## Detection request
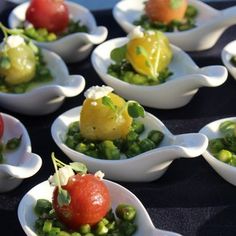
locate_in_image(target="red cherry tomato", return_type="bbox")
[0,114,3,139]
[26,0,69,33]
[53,174,111,230]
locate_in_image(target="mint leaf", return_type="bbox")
[110,45,127,63]
[57,189,71,207]
[69,162,87,174]
[170,0,184,9]
[102,96,117,112]
[127,102,145,118]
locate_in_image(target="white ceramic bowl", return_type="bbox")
[113,0,236,51]
[221,40,236,80]
[18,180,181,236]
[51,106,208,182]
[0,113,42,192]
[0,49,85,115]
[199,117,236,186]
[91,37,227,109]
[8,1,108,63]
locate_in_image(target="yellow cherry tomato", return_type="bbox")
[80,93,132,141]
[0,44,36,85]
[126,31,173,78]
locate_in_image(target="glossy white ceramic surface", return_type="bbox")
[0,113,42,192]
[91,37,227,109]
[18,180,182,236]
[51,106,208,182]
[8,1,108,62]
[113,0,236,51]
[0,49,85,115]
[221,40,236,80]
[199,117,236,186]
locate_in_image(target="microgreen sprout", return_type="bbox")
[50,152,87,206]
[102,96,145,119]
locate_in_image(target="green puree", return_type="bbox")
[65,120,164,160]
[134,5,198,32]
[0,49,53,94]
[20,20,88,42]
[208,120,236,166]
[107,45,173,86]
[34,199,137,236]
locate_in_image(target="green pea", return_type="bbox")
[131,120,144,134]
[96,221,109,235]
[148,130,164,145]
[126,131,139,143]
[71,233,82,236]
[65,136,77,149]
[79,224,91,234]
[75,143,89,153]
[48,227,61,236]
[116,204,136,222]
[185,5,198,18]
[58,231,71,236]
[99,140,120,160]
[208,138,225,154]
[217,149,232,163]
[139,138,155,152]
[118,221,137,236]
[35,199,52,216]
[126,143,141,158]
[219,120,236,136]
[43,220,52,233]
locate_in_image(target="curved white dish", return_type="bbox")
[18,180,181,236]
[51,106,208,182]
[199,117,236,186]
[8,1,108,63]
[0,49,85,115]
[91,37,227,109]
[0,113,42,192]
[221,40,236,80]
[113,0,236,51]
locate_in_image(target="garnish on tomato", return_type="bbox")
[49,154,111,230]
[53,174,111,229]
[26,0,69,33]
[145,0,188,23]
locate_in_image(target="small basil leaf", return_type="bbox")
[128,102,145,118]
[57,189,71,207]
[110,45,127,64]
[69,162,87,174]
[102,96,116,112]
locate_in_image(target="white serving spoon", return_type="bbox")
[221,40,236,80]
[199,117,236,186]
[113,0,236,51]
[91,37,227,109]
[0,113,42,192]
[51,106,208,182]
[18,180,182,236]
[8,1,108,62]
[0,49,85,115]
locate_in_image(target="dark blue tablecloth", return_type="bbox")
[1,1,236,236]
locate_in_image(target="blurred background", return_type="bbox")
[3,0,233,11]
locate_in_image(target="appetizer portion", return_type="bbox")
[65,85,164,159]
[0,23,53,93]
[108,27,173,85]
[0,113,22,164]
[134,0,198,32]
[208,120,236,166]
[34,153,137,235]
[19,0,88,42]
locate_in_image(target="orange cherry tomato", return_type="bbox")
[26,0,69,33]
[145,0,188,24]
[52,174,111,230]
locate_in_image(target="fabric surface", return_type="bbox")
[1,1,236,236]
